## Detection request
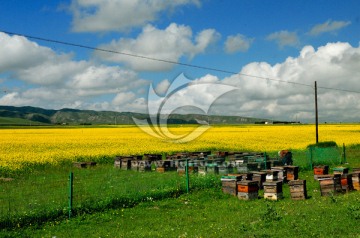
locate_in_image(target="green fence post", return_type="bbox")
[309,147,313,170]
[343,143,347,164]
[185,159,189,193]
[69,172,73,219]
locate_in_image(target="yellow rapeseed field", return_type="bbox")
[0,124,359,170]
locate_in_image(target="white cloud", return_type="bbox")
[159,42,360,122]
[266,30,299,48]
[70,0,200,32]
[0,32,148,110]
[224,34,254,54]
[112,92,136,105]
[95,23,220,71]
[0,33,54,72]
[309,19,351,36]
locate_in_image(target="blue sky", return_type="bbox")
[0,0,359,122]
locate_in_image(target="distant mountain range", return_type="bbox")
[0,105,295,126]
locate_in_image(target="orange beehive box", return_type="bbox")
[237,180,259,193]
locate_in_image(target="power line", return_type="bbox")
[1,30,360,94]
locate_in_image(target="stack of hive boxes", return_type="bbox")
[263,180,283,200]
[237,180,259,200]
[318,174,343,196]
[352,168,360,191]
[288,180,307,200]
[333,167,353,192]
[271,167,286,182]
[284,166,299,181]
[221,175,242,196]
[251,171,267,189]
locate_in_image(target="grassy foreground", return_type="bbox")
[1,169,360,238]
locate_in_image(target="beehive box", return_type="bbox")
[352,172,360,190]
[138,160,151,172]
[333,167,349,175]
[258,161,271,170]
[237,180,259,193]
[121,159,132,170]
[270,160,283,167]
[206,164,219,174]
[237,180,259,200]
[284,166,299,181]
[237,163,259,173]
[262,170,279,181]
[221,177,237,196]
[156,167,165,173]
[198,166,206,175]
[131,160,140,171]
[114,158,121,168]
[263,181,283,194]
[341,174,353,192]
[264,192,283,200]
[313,165,329,179]
[319,175,343,196]
[73,162,97,168]
[288,180,307,200]
[271,167,286,182]
[251,171,267,189]
[218,165,234,175]
[226,174,244,181]
[230,173,253,181]
[143,154,162,161]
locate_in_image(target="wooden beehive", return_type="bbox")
[73,161,97,168]
[251,171,267,189]
[263,181,283,200]
[230,173,253,181]
[288,180,307,200]
[318,174,343,196]
[218,165,234,175]
[206,164,219,174]
[121,159,132,170]
[263,181,283,193]
[333,167,349,175]
[352,172,360,191]
[221,177,238,196]
[131,160,140,171]
[114,157,122,168]
[271,167,286,182]
[138,160,151,172]
[284,166,299,181]
[341,174,353,192]
[313,165,329,179]
[237,180,259,200]
[156,167,165,173]
[262,170,279,181]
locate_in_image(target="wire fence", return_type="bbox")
[1,145,358,230]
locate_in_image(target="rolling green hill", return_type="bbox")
[0,105,282,126]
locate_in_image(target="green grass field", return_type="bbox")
[1,160,360,237]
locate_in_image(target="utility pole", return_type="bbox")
[315,81,319,144]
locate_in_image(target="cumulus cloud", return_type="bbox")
[149,42,360,122]
[224,34,254,54]
[69,0,200,32]
[95,23,220,71]
[0,32,147,110]
[309,19,351,36]
[266,30,299,48]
